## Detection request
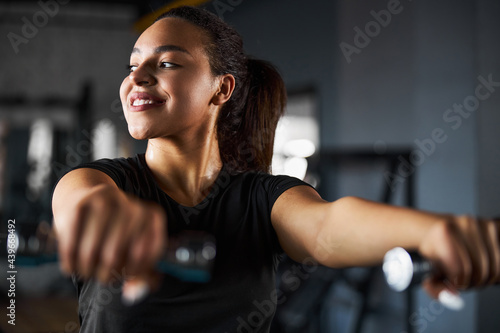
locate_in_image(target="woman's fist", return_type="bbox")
[53,179,166,286]
[418,216,500,299]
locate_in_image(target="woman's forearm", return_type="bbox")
[313,196,449,267]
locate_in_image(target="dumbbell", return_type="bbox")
[4,230,216,283]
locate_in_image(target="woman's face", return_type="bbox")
[120,18,220,140]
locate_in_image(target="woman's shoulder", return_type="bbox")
[227,168,315,198]
[75,153,145,171]
[68,154,150,191]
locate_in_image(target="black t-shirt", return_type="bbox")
[70,154,314,333]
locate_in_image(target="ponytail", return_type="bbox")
[156,6,286,173]
[223,59,286,173]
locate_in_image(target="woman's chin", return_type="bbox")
[128,126,152,141]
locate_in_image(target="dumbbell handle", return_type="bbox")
[4,230,216,283]
[383,247,472,311]
[383,247,435,292]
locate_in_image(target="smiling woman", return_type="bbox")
[51,5,500,333]
[121,17,223,145]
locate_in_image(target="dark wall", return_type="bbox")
[216,0,500,332]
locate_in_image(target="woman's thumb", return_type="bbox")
[422,279,465,311]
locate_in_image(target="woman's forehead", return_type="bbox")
[133,17,209,54]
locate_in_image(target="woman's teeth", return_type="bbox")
[132,99,157,106]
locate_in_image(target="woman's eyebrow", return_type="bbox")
[132,45,192,56]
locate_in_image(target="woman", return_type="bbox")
[52,6,500,333]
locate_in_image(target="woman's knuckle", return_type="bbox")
[102,245,119,269]
[81,243,99,266]
[478,265,490,286]
[487,221,499,238]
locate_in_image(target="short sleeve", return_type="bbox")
[71,158,128,189]
[73,158,127,188]
[261,174,317,214]
[68,156,150,197]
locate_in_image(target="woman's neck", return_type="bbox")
[144,132,223,207]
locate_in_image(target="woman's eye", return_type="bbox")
[160,62,177,68]
[127,65,137,73]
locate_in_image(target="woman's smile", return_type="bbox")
[128,91,166,112]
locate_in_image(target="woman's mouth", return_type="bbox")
[129,92,165,111]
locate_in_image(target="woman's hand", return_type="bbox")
[52,169,166,302]
[418,216,500,300]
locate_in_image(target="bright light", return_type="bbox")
[26,118,53,201]
[271,93,319,180]
[283,139,316,158]
[283,157,308,180]
[92,118,117,160]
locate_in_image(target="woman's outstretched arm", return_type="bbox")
[52,168,166,290]
[271,185,500,298]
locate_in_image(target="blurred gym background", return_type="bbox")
[0,0,499,332]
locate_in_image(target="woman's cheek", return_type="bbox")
[119,78,131,105]
[119,79,131,119]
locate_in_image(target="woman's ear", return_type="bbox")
[212,74,235,105]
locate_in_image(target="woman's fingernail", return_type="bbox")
[438,290,465,311]
[121,280,150,306]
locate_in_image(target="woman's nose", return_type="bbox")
[129,64,156,86]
